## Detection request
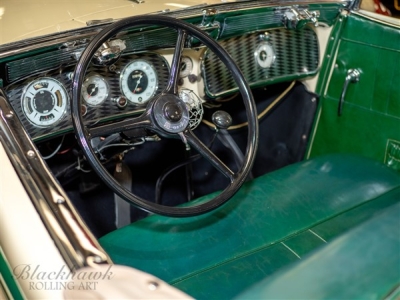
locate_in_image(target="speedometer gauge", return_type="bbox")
[21,77,68,127]
[120,59,158,105]
[82,74,109,106]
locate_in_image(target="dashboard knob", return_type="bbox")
[212,110,232,130]
[114,96,128,109]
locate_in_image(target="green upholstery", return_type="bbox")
[237,197,400,300]
[99,154,400,299]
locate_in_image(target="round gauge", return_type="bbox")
[254,42,275,69]
[179,56,193,78]
[81,74,109,106]
[120,59,158,105]
[21,77,68,127]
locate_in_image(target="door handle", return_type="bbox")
[338,69,360,116]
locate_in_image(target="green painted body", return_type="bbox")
[0,251,24,299]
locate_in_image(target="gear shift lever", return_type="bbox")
[212,111,253,178]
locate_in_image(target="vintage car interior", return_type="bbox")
[1,0,399,298]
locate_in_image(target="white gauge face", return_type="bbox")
[120,59,158,105]
[21,77,68,127]
[179,56,193,78]
[255,42,275,69]
[82,74,109,106]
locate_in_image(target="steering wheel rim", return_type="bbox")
[71,15,258,217]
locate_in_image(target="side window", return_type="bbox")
[360,0,400,18]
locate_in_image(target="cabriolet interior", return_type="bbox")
[1,0,399,299]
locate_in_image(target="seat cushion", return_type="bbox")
[236,198,400,300]
[99,154,400,298]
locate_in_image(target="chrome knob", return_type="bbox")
[212,110,232,130]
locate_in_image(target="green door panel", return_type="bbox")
[236,201,400,300]
[310,98,400,161]
[308,12,400,166]
[100,154,400,297]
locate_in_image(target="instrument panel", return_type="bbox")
[5,53,170,140]
[3,26,320,141]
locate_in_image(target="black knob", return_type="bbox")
[212,110,232,130]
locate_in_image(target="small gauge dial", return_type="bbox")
[82,74,109,106]
[21,77,68,127]
[120,59,158,105]
[255,42,275,69]
[179,56,193,78]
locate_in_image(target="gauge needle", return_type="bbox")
[87,84,97,99]
[133,74,142,94]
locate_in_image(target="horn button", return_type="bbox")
[153,94,190,133]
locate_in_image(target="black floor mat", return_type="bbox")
[57,81,317,237]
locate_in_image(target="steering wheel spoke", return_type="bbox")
[165,29,188,94]
[184,129,235,181]
[88,112,152,138]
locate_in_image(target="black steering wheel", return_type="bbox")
[71,15,258,217]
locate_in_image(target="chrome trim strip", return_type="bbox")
[0,92,112,270]
[352,10,400,28]
[0,275,12,300]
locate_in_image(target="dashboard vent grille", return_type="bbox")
[124,27,178,51]
[202,27,319,98]
[6,47,84,83]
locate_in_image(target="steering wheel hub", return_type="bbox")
[153,94,189,133]
[164,102,183,122]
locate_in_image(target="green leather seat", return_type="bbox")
[237,198,400,300]
[99,154,400,299]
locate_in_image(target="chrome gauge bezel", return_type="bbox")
[120,59,158,105]
[254,42,276,69]
[21,77,69,128]
[179,56,193,78]
[81,74,109,107]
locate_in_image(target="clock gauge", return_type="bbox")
[255,42,276,69]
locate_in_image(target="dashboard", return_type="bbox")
[2,19,320,141]
[5,52,171,140]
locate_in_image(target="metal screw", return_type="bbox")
[302,134,307,140]
[5,112,13,119]
[56,198,65,204]
[93,256,103,263]
[311,97,316,102]
[148,281,159,291]
[27,150,35,158]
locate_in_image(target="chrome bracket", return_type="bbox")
[92,39,126,66]
[338,69,361,116]
[281,6,320,29]
[201,8,219,27]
